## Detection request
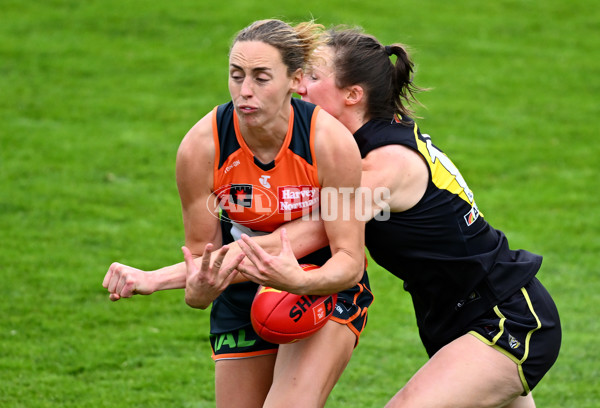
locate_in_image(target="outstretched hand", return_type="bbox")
[237,228,307,294]
[183,243,245,309]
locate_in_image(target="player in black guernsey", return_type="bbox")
[238,27,561,407]
[354,118,543,357]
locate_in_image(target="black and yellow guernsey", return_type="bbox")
[354,117,541,355]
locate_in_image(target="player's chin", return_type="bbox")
[236,110,268,128]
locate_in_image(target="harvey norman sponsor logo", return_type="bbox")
[278,185,319,213]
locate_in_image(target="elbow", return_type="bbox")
[339,250,366,289]
[340,257,364,290]
[351,264,364,287]
[350,254,366,286]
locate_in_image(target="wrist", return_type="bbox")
[147,267,186,292]
[145,271,160,294]
[184,286,211,309]
[297,265,315,295]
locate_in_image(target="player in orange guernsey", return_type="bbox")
[102,19,372,408]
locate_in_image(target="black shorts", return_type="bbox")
[468,277,561,393]
[209,271,374,361]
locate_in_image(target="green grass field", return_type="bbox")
[1,0,598,406]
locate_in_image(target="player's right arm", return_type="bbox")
[102,112,237,304]
[177,113,246,308]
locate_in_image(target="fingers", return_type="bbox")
[185,243,241,287]
[103,263,123,301]
[240,233,271,258]
[200,243,214,273]
[105,272,134,300]
[222,253,245,286]
[238,262,260,281]
[211,245,230,271]
[115,273,136,298]
[238,233,269,267]
[105,263,124,295]
[225,252,245,273]
[182,245,199,277]
[103,262,152,301]
[102,263,117,288]
[214,247,242,283]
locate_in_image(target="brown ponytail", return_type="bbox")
[384,43,425,120]
[324,27,426,121]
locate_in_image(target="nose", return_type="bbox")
[240,77,253,97]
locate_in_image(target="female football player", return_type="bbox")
[231,26,561,407]
[103,20,373,408]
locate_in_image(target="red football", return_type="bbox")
[250,264,338,344]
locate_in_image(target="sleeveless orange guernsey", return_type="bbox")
[208,100,373,357]
[212,99,321,233]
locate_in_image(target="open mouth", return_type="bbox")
[238,105,258,114]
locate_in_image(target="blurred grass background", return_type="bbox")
[1,0,598,406]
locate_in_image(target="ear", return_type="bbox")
[345,85,364,106]
[290,68,304,92]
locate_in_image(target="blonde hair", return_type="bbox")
[232,19,325,75]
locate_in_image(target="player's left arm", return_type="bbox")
[303,109,365,294]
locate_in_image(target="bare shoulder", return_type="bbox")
[362,144,429,212]
[362,143,424,171]
[313,109,362,188]
[176,111,215,196]
[313,109,357,155]
[177,112,215,165]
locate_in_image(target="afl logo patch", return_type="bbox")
[210,183,278,225]
[463,204,480,226]
[230,184,253,207]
